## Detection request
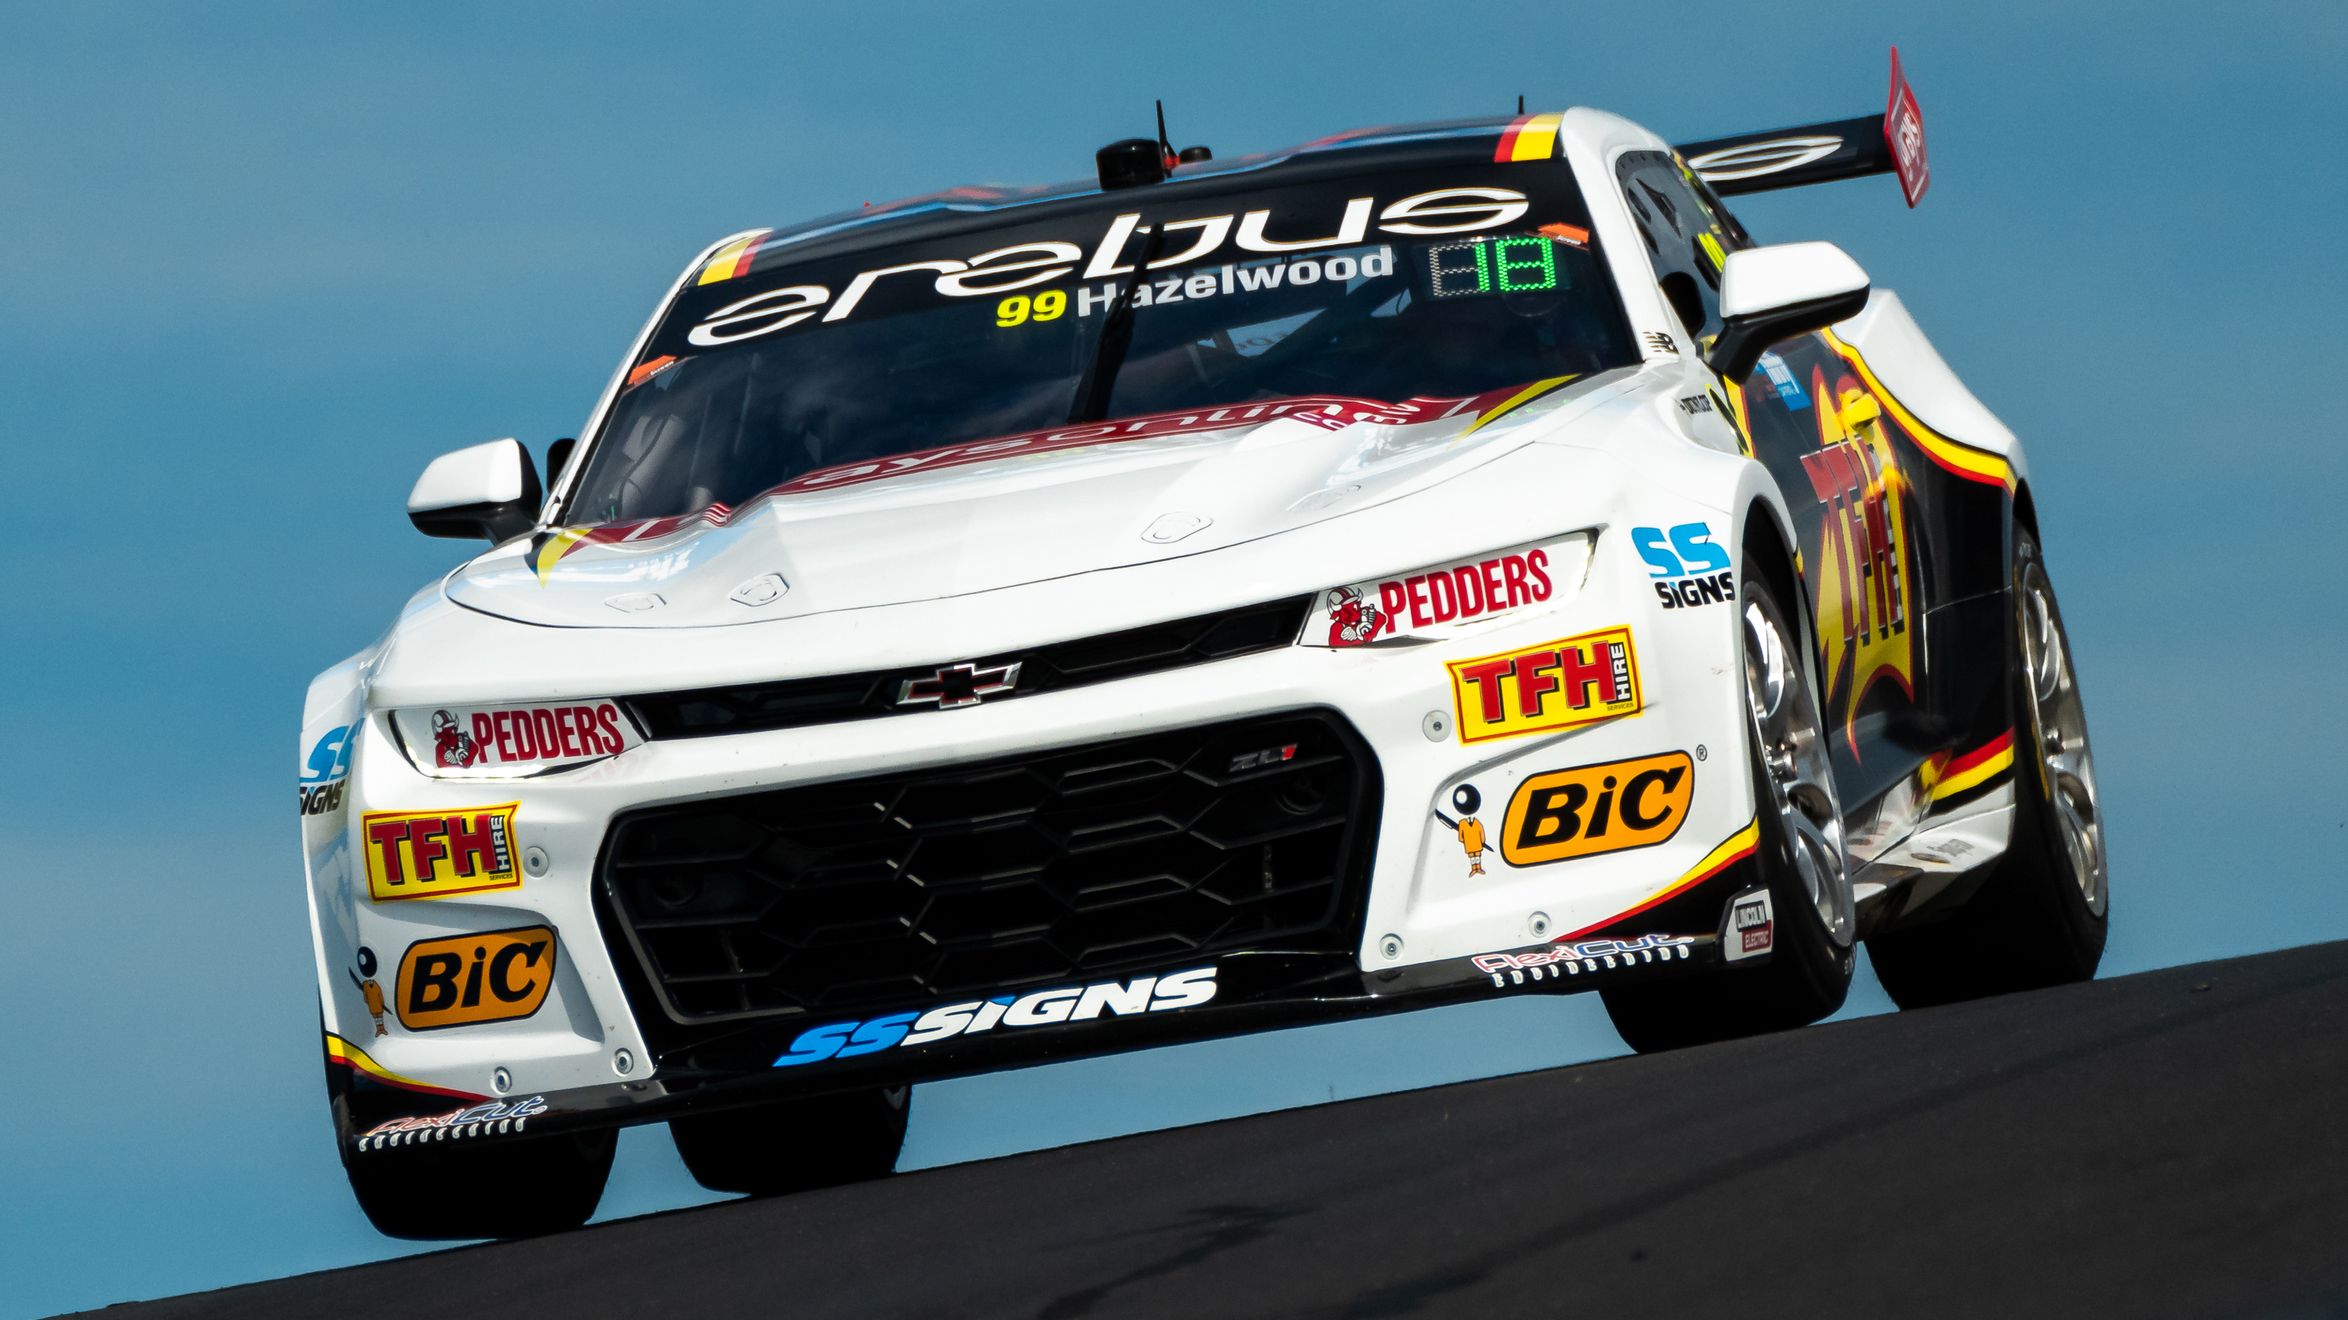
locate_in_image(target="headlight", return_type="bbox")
[391,700,644,777]
[1297,532,1592,648]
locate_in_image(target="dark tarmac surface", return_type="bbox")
[102,940,2348,1319]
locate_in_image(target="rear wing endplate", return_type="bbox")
[1678,47,1930,206]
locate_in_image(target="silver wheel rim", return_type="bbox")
[1743,595,1854,947]
[2019,562,2106,915]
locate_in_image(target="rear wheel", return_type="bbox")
[1602,561,1855,1052]
[1868,525,2107,1007]
[670,1085,910,1197]
[343,1127,615,1240]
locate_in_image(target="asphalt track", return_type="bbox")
[105,940,2348,1319]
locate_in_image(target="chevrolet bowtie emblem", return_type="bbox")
[896,660,1021,709]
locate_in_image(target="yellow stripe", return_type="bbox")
[1509,112,1563,161]
[1615,818,1761,919]
[1820,330,2016,490]
[697,235,758,285]
[1721,378,1754,457]
[1928,743,2015,801]
[533,528,589,584]
[1461,374,1578,436]
[325,1033,438,1092]
[1682,818,1761,883]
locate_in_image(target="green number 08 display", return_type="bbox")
[1425,236,1561,300]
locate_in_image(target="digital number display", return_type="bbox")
[1425,236,1562,299]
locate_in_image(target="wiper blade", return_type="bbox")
[1066,224,1166,424]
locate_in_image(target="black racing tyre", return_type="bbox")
[1602,560,1857,1053]
[1867,525,2107,1008]
[670,1085,910,1197]
[342,1126,616,1240]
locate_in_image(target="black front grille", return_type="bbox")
[626,595,1315,738]
[598,711,1379,1037]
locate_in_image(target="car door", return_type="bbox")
[1612,150,1933,819]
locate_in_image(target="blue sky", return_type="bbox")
[3,3,2343,1314]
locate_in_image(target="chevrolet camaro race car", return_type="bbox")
[300,54,2107,1238]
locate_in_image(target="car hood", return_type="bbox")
[444,373,1634,629]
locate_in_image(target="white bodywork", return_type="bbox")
[300,108,2027,1103]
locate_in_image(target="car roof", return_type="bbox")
[720,113,1563,273]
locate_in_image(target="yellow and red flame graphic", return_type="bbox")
[1799,368,1915,757]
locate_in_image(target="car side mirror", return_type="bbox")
[1705,241,1872,381]
[407,438,543,543]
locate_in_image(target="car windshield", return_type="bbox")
[564,156,1637,524]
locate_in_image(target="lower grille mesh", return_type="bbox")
[598,710,1379,1033]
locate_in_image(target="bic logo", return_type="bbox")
[1447,626,1642,744]
[1500,751,1693,865]
[361,804,522,902]
[395,926,557,1030]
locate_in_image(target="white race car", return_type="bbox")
[301,54,2106,1238]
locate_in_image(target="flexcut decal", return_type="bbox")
[1501,751,1693,865]
[1447,626,1642,744]
[1474,934,1695,987]
[395,926,557,1030]
[362,804,523,902]
[356,1095,551,1151]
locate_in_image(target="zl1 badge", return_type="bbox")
[395,926,557,1030]
[1446,626,1641,744]
[362,803,522,902]
[1502,751,1692,865]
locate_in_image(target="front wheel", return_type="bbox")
[670,1085,910,1197]
[1602,561,1855,1052]
[1867,525,2107,1007]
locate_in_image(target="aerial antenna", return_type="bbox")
[1517,94,1526,114]
[1155,98,1177,169]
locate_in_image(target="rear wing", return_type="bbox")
[1677,47,1930,206]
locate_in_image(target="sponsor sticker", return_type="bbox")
[362,804,523,903]
[1885,46,1930,208]
[1757,351,1811,410]
[397,702,640,774]
[349,947,388,1038]
[1307,538,1569,648]
[1723,888,1775,963]
[395,926,557,1031]
[1446,626,1641,744]
[299,724,353,817]
[1631,522,1737,611]
[1501,751,1694,865]
[1472,933,1696,988]
[356,1095,549,1151]
[1433,785,1490,878]
[685,186,1533,349]
[774,967,1218,1068]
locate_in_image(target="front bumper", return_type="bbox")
[309,515,1768,1153]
